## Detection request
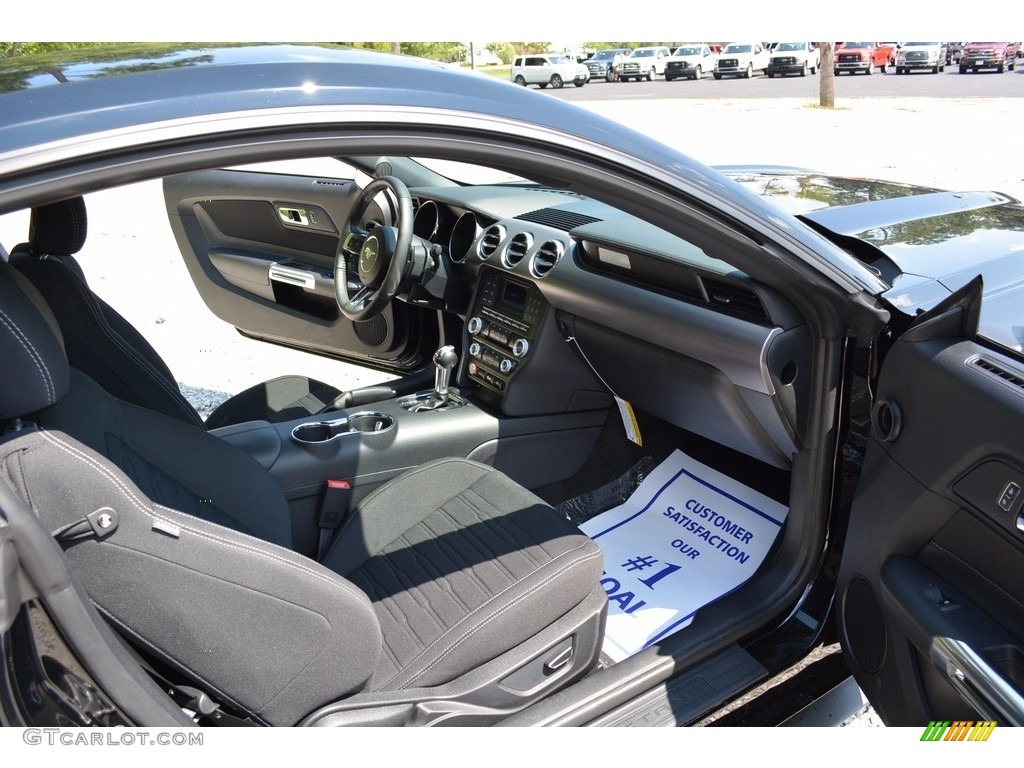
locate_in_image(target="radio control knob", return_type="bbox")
[499,358,513,374]
[469,342,482,357]
[467,316,484,335]
[512,338,530,358]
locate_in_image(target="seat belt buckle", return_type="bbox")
[318,479,352,530]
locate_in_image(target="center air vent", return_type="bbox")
[530,240,564,277]
[477,224,505,260]
[503,232,532,268]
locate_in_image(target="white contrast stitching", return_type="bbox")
[0,305,54,401]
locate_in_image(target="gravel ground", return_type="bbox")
[3,96,1017,726]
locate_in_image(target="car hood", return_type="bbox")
[722,169,1024,352]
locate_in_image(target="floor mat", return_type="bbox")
[580,449,789,662]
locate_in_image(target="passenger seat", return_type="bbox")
[11,197,349,429]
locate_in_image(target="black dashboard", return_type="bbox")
[407,184,813,469]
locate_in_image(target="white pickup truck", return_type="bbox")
[713,42,771,79]
[619,46,672,81]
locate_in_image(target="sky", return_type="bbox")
[8,1,1020,43]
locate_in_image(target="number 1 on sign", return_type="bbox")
[638,562,681,589]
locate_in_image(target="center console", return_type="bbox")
[464,269,547,401]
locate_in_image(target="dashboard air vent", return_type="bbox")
[530,240,564,277]
[503,232,532,268]
[478,224,505,260]
[516,208,602,232]
[702,278,769,323]
[972,357,1024,392]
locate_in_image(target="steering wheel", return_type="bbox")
[334,176,414,322]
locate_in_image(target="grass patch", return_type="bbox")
[471,65,511,81]
[803,102,852,110]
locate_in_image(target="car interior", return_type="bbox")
[0,151,825,726]
[5,142,1021,729]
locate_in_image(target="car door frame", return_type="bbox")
[838,277,1024,726]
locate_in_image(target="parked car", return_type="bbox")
[878,42,902,65]
[959,41,1020,72]
[946,42,964,64]
[510,53,590,89]
[895,42,947,73]
[833,42,894,74]
[585,47,632,81]
[2,44,1024,731]
[766,42,820,77]
[713,42,771,79]
[619,46,672,81]
[664,43,717,81]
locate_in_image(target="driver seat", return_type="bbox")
[0,262,607,725]
[10,197,358,429]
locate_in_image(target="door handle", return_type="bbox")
[931,636,1024,726]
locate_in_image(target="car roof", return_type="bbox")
[0,45,608,156]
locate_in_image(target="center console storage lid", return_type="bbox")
[210,419,282,469]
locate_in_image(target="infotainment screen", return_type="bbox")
[498,281,528,316]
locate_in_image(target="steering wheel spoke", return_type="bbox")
[334,176,413,322]
[344,284,375,313]
[340,230,367,257]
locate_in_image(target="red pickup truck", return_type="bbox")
[958,42,1019,73]
[833,42,895,75]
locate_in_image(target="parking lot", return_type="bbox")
[544,64,1024,100]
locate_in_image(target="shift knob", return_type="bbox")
[433,345,458,397]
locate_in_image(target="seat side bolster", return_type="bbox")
[2,429,382,726]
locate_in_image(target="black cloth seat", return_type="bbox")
[11,197,346,429]
[0,263,606,725]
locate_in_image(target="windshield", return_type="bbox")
[594,50,619,60]
[775,43,806,51]
[841,43,873,49]
[905,42,940,47]
[723,44,751,53]
[413,157,530,186]
[631,49,656,57]
[547,55,571,64]
[673,47,700,56]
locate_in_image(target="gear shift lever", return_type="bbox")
[409,345,459,411]
[432,345,458,400]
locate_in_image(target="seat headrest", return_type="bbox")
[0,262,69,419]
[30,197,87,256]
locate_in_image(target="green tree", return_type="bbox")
[487,42,516,65]
[402,42,464,62]
[509,42,552,54]
[2,42,119,57]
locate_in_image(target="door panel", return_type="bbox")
[838,282,1024,725]
[163,168,438,375]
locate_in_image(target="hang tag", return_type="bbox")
[615,396,642,446]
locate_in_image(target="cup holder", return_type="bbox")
[291,411,395,445]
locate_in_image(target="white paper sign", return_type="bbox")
[580,449,788,661]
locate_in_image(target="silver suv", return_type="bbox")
[511,55,590,89]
